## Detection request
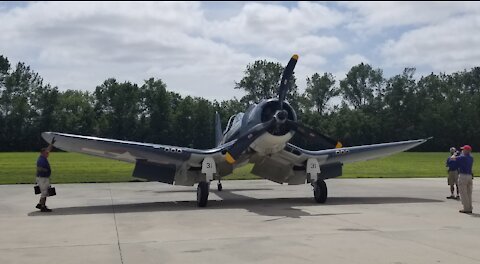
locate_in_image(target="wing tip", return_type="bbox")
[41,132,54,143]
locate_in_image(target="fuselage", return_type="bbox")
[221,98,297,161]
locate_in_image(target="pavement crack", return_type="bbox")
[109,187,124,264]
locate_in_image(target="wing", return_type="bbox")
[42,132,235,185]
[238,138,429,184]
[281,138,429,166]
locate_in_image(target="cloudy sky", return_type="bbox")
[1,1,479,101]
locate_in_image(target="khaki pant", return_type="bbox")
[448,170,458,186]
[36,177,50,198]
[458,174,473,211]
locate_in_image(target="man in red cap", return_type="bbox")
[450,145,474,214]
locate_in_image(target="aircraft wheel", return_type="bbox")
[197,181,209,207]
[217,182,223,191]
[313,179,328,203]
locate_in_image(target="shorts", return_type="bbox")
[36,177,51,198]
[447,170,458,186]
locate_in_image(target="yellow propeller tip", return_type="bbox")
[292,54,299,60]
[225,152,236,164]
[335,142,343,148]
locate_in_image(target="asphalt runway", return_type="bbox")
[0,179,479,264]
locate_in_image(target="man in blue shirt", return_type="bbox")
[450,145,474,214]
[36,138,55,212]
[446,147,459,199]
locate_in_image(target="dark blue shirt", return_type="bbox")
[453,154,474,175]
[36,156,51,177]
[446,157,458,171]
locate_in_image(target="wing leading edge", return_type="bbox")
[283,138,430,166]
[41,132,234,165]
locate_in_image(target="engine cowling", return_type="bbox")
[259,99,297,136]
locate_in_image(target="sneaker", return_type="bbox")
[459,210,472,214]
[35,204,42,209]
[40,206,52,212]
[455,196,461,200]
[446,196,455,199]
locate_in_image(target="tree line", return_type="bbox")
[0,55,478,152]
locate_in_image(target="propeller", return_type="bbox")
[279,54,298,110]
[285,120,342,149]
[224,54,342,164]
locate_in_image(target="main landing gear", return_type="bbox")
[197,181,209,207]
[313,179,328,203]
[196,180,222,207]
[308,158,328,203]
[197,157,216,207]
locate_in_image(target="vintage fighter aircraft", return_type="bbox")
[42,54,428,207]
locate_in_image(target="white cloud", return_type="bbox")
[207,2,344,39]
[0,2,254,100]
[342,2,480,33]
[289,36,344,56]
[343,54,370,68]
[1,1,479,102]
[0,1,348,100]
[381,15,480,72]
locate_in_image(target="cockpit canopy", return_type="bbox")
[224,112,244,135]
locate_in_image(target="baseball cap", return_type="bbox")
[461,145,472,151]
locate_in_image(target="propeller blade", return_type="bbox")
[278,54,298,109]
[285,120,341,149]
[225,119,276,164]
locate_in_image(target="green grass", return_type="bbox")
[342,152,480,178]
[0,153,134,184]
[1,152,478,184]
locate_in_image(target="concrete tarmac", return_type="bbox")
[0,178,479,264]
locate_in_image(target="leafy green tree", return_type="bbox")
[171,96,196,147]
[191,98,215,148]
[0,62,50,150]
[53,90,95,135]
[382,68,419,142]
[94,79,142,140]
[31,83,59,147]
[415,73,452,150]
[140,78,171,144]
[0,56,9,75]
[303,72,338,114]
[339,63,384,109]
[2,54,480,152]
[235,60,299,106]
[440,68,480,150]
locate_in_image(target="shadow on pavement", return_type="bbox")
[145,188,274,194]
[28,189,443,218]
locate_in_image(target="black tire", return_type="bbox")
[217,183,223,192]
[314,180,328,203]
[197,181,209,207]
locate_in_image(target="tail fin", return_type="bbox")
[215,111,223,147]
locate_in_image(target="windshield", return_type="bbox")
[224,113,244,134]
